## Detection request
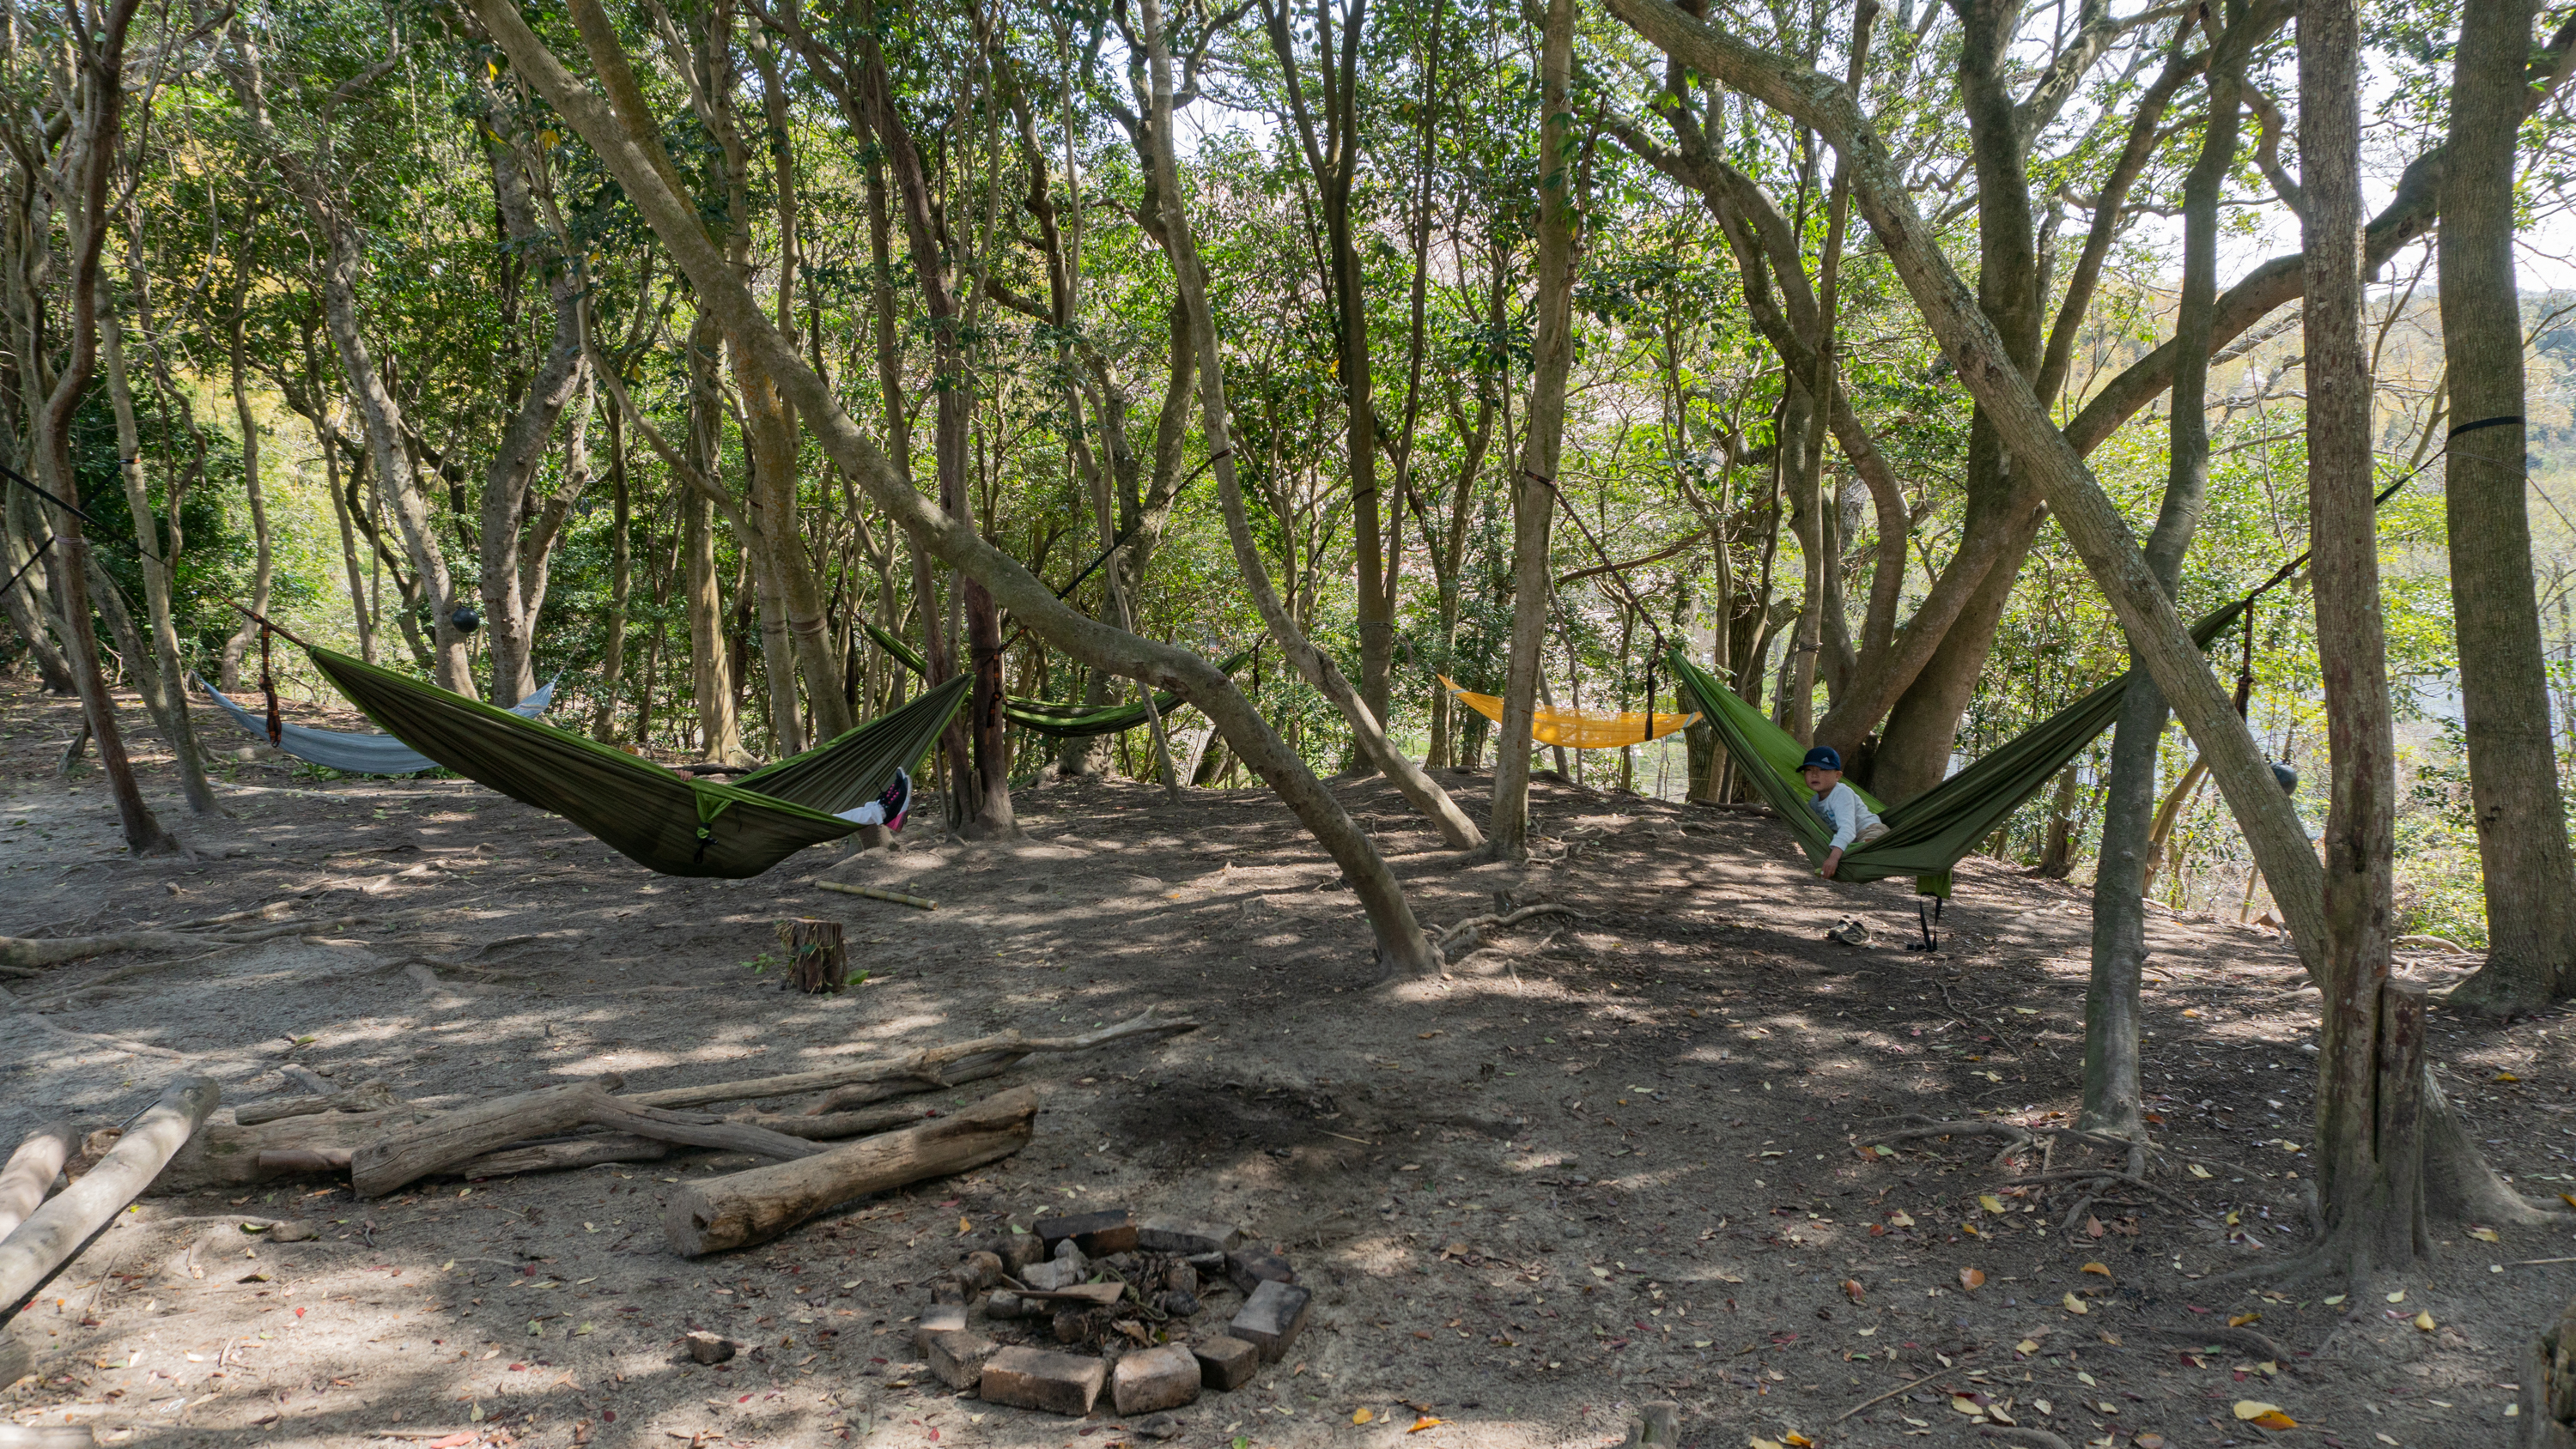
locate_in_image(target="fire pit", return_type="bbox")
[909,1208,1309,1419]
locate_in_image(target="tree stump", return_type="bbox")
[779,919,847,995]
[2519,1297,2576,1447]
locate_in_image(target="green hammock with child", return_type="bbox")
[1665,601,2247,900]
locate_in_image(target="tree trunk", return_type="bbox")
[2302,0,2410,1270]
[100,288,215,814]
[31,2,171,858]
[2439,0,2576,1016]
[1491,0,1577,859]
[680,312,747,764]
[2082,15,2248,1138]
[592,400,633,741]
[218,275,272,694]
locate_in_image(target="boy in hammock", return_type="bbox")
[834,767,914,833]
[1800,747,1886,879]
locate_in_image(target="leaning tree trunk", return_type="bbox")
[100,291,216,814]
[2082,17,2247,1137]
[1489,0,1577,860]
[2438,0,2576,1016]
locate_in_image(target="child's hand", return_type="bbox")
[1821,848,1843,880]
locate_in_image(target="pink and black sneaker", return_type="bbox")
[875,767,913,834]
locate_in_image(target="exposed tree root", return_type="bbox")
[2149,1323,2293,1365]
[1431,902,1589,964]
[1881,1117,2215,1230]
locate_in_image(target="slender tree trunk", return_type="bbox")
[1491,0,1578,858]
[2082,15,2248,1137]
[33,0,172,855]
[592,400,633,741]
[683,315,746,764]
[100,288,216,813]
[2439,0,2576,1015]
[218,276,272,694]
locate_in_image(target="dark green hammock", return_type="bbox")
[1666,601,2245,898]
[306,646,970,879]
[860,621,1254,738]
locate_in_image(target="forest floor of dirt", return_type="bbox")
[5,677,2575,1449]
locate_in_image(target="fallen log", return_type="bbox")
[817,881,935,910]
[733,1103,938,1139]
[349,1080,624,1197]
[461,1134,671,1177]
[349,1076,829,1197]
[0,1122,74,1239]
[154,1107,437,1194]
[618,1010,1195,1113]
[235,1079,399,1126]
[0,1078,218,1327]
[665,1087,1038,1256]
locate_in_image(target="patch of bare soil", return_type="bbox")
[3,678,2571,1449]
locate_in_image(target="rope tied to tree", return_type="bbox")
[2445,414,2522,440]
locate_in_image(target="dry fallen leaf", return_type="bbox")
[2413,1310,2436,1331]
[2063,1293,2089,1315]
[2469,1228,2500,1243]
[2081,1262,2112,1277]
[1888,1210,1916,1228]
[2187,1163,2214,1179]
[1749,1439,1784,1449]
[2234,1401,2293,1425]
[2014,1338,2040,1355]
[1978,1194,2006,1215]
[1951,1396,1984,1416]
[2228,1312,2262,1328]
[1352,1408,1375,1425]
[2385,1289,2406,1303]
[1409,1416,1444,1434]
[2084,1215,2106,1239]
[957,1216,973,1235]
[1959,1267,1987,1293]
[1842,1278,1865,1303]
[1783,1434,1815,1448]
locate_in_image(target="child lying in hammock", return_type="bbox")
[834,767,914,833]
[1800,747,1886,879]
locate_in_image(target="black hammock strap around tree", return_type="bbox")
[305,646,970,880]
[860,620,1255,739]
[1666,601,2248,900]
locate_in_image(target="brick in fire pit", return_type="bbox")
[1138,1218,1244,1256]
[1192,1334,1261,1391]
[1034,1208,1138,1255]
[915,1304,967,1352]
[1224,1248,1296,1294]
[1111,1343,1204,1415]
[922,1329,1000,1391]
[979,1345,1109,1416]
[1228,1279,1312,1361]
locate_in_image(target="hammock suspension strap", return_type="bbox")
[1910,896,1944,953]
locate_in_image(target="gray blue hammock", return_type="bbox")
[201,673,561,776]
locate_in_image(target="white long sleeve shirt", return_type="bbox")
[1808,781,1881,852]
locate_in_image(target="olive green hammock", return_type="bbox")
[860,621,1254,738]
[1664,601,2246,901]
[305,646,970,879]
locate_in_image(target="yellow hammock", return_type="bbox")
[1439,676,1700,749]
